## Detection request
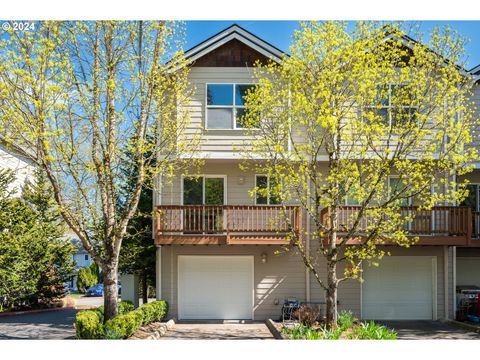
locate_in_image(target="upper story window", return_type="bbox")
[255,175,280,205]
[367,84,417,127]
[84,254,89,261]
[206,83,255,129]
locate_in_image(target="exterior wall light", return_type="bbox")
[261,252,268,264]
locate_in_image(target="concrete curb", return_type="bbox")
[265,319,285,340]
[0,306,95,317]
[443,319,480,333]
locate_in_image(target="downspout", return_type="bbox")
[453,246,457,319]
[443,245,449,319]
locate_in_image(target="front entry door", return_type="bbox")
[183,176,225,233]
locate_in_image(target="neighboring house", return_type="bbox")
[149,24,480,322]
[66,236,94,291]
[0,136,35,196]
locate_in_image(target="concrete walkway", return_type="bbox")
[379,320,480,340]
[159,322,274,340]
[0,309,77,340]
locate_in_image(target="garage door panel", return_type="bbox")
[362,256,435,320]
[178,256,253,320]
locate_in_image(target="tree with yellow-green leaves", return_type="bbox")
[242,21,478,326]
[0,21,200,321]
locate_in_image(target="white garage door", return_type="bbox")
[457,257,480,288]
[362,256,436,320]
[178,256,254,320]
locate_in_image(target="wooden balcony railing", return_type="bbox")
[154,205,301,245]
[320,205,477,246]
[473,211,480,240]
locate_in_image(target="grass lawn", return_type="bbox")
[66,293,85,299]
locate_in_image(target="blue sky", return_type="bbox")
[185,21,480,70]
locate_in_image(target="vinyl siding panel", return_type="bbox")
[0,143,34,197]
[308,246,450,320]
[182,67,258,156]
[161,245,306,321]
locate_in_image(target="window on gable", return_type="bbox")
[206,83,256,129]
[255,175,280,205]
[366,84,417,127]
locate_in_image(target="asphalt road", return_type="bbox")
[0,309,78,340]
[379,320,480,340]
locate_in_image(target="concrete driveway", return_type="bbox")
[0,309,77,340]
[379,321,480,340]
[159,321,274,340]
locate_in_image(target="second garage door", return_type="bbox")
[178,255,254,320]
[362,256,436,320]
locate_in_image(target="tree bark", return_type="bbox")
[142,269,148,304]
[103,262,119,322]
[326,255,338,327]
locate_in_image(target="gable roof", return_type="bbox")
[0,134,36,163]
[470,64,480,73]
[181,24,287,65]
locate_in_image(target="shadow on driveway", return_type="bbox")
[378,320,480,340]
[0,309,78,340]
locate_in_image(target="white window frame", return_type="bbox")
[254,174,280,205]
[205,83,255,130]
[181,175,228,205]
[367,84,417,127]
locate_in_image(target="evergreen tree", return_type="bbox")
[0,169,75,310]
[118,136,156,303]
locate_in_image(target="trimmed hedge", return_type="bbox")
[75,309,104,339]
[75,300,169,339]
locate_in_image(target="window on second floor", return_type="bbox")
[84,254,89,261]
[206,83,255,129]
[367,84,417,127]
[255,175,281,205]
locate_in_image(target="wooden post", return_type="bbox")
[466,207,472,246]
[295,206,302,244]
[226,206,231,244]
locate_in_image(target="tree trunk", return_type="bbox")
[142,268,148,304]
[103,263,119,322]
[325,258,338,327]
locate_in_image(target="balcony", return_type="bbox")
[154,205,301,245]
[321,206,480,247]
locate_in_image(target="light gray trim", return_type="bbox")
[183,25,284,64]
[156,246,162,300]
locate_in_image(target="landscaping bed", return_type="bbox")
[74,300,168,339]
[280,310,397,340]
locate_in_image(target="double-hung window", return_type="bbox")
[206,83,255,129]
[255,175,280,205]
[368,84,417,127]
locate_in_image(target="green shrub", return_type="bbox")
[137,303,155,325]
[118,300,134,315]
[104,309,144,339]
[75,300,168,339]
[148,300,169,322]
[350,321,397,340]
[337,310,355,331]
[283,324,322,340]
[75,310,104,339]
[103,300,168,339]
